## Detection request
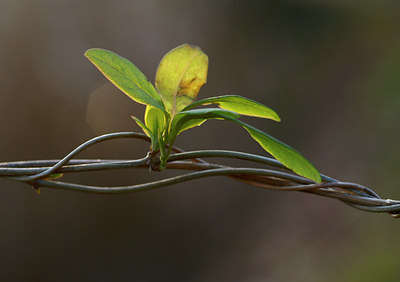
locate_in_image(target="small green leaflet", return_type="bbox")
[44,173,64,180]
[85,48,165,111]
[145,106,166,134]
[155,44,208,116]
[184,95,281,121]
[131,116,152,138]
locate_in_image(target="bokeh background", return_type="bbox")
[1,0,400,281]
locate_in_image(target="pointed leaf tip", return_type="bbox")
[224,117,321,183]
[131,116,152,138]
[244,125,321,183]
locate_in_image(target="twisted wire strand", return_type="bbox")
[0,132,399,216]
[7,132,150,182]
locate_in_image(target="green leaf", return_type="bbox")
[171,108,240,137]
[175,108,240,120]
[228,118,321,183]
[170,108,320,182]
[85,48,165,111]
[176,118,207,135]
[155,44,208,116]
[131,116,152,138]
[183,95,281,121]
[145,106,166,134]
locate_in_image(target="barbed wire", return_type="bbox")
[0,132,399,218]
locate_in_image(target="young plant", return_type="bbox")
[84,44,321,183]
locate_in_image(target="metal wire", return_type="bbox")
[0,131,399,217]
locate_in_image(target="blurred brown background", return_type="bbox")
[1,0,400,281]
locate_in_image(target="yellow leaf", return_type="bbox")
[155,44,208,116]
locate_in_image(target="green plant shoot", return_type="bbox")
[85,44,321,183]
